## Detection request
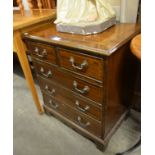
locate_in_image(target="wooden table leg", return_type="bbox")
[14,31,43,114]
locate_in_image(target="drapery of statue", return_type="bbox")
[54,0,116,35]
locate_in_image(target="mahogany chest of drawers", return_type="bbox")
[23,23,140,151]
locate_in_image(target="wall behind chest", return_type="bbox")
[108,0,140,23]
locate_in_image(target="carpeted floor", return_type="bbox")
[13,62,141,155]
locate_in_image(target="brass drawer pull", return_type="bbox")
[73,81,89,94]
[75,100,90,112]
[40,67,52,78]
[35,47,47,58]
[77,116,90,128]
[45,85,55,95]
[69,56,88,71]
[49,100,59,109]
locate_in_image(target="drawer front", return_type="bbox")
[43,93,102,137]
[59,49,104,81]
[38,76,102,121]
[27,41,56,64]
[33,60,103,103]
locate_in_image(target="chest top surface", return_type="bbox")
[24,23,140,56]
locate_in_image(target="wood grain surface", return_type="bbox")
[23,23,141,150]
[130,34,141,60]
[24,23,140,56]
[13,9,56,30]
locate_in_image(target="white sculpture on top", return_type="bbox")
[54,0,116,35]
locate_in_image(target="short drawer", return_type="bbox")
[59,49,104,81]
[27,41,56,64]
[33,60,103,103]
[43,93,102,137]
[38,76,102,121]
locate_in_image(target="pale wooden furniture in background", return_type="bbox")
[130,34,141,60]
[13,9,56,114]
[37,0,43,12]
[42,0,56,8]
[16,0,43,15]
[30,0,56,9]
[16,0,25,16]
[27,0,34,14]
[14,0,56,12]
[27,0,43,13]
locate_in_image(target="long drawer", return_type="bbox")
[59,49,104,81]
[43,93,102,137]
[38,76,102,121]
[33,60,103,103]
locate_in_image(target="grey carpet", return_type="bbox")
[13,72,141,155]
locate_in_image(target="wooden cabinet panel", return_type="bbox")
[33,60,103,103]
[43,93,102,137]
[38,76,102,121]
[24,23,140,151]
